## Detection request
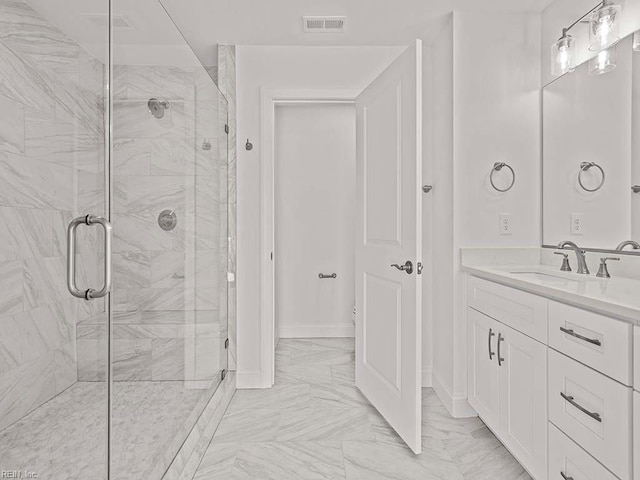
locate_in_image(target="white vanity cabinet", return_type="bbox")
[635,326,639,480]
[634,391,639,480]
[468,308,500,430]
[467,275,637,480]
[497,322,548,478]
[467,277,548,480]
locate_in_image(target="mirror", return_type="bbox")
[542,33,639,253]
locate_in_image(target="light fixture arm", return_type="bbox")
[560,0,607,38]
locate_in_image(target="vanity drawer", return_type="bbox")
[549,349,632,480]
[467,276,548,342]
[548,423,618,480]
[549,301,633,386]
[634,326,639,390]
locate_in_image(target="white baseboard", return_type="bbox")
[422,367,433,387]
[279,324,355,338]
[236,370,267,389]
[431,372,477,418]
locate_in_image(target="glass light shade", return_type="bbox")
[634,30,640,52]
[551,34,576,76]
[588,45,617,75]
[589,3,621,51]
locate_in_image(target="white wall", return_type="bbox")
[426,15,455,407]
[541,0,640,86]
[543,35,633,248]
[429,11,542,415]
[236,46,404,387]
[274,103,356,339]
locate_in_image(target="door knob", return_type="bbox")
[390,260,413,274]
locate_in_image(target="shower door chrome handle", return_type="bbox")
[67,215,112,300]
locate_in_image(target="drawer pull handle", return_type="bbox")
[497,333,505,366]
[488,328,495,360]
[560,392,602,422]
[560,472,574,480]
[559,327,601,346]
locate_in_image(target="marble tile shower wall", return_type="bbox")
[0,0,106,431]
[76,65,229,382]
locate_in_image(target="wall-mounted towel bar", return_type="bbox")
[318,273,337,279]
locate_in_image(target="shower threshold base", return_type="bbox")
[0,380,217,480]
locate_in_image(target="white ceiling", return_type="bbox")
[25,0,201,65]
[159,0,558,64]
[25,0,557,66]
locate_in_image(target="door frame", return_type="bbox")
[260,88,361,387]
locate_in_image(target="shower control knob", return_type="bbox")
[158,210,177,231]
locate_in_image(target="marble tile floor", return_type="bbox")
[194,338,532,480]
[0,380,216,480]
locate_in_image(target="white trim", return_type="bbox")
[432,371,477,418]
[422,367,433,387]
[279,325,355,338]
[260,88,361,388]
[236,369,266,389]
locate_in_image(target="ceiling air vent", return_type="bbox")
[303,16,346,33]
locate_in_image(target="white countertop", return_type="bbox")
[462,263,640,325]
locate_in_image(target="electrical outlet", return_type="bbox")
[570,213,584,235]
[499,214,513,235]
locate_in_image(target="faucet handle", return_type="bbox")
[554,251,572,272]
[596,257,620,279]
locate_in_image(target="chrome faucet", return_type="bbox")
[615,240,640,251]
[557,241,590,274]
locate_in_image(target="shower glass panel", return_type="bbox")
[109,0,229,478]
[0,0,228,477]
[0,0,110,478]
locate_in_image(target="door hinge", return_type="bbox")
[417,262,423,275]
[224,124,229,134]
[224,338,229,349]
[221,369,227,381]
[270,252,273,260]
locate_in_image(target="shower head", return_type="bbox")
[148,98,170,119]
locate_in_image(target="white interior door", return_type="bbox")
[355,39,423,454]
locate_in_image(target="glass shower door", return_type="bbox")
[108,1,229,478]
[0,0,110,478]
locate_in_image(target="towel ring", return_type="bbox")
[490,162,515,192]
[578,162,605,192]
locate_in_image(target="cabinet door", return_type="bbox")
[467,308,500,431]
[499,323,548,480]
[634,392,639,480]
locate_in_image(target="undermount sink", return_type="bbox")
[507,271,582,284]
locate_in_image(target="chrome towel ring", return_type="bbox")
[490,162,515,192]
[578,162,605,192]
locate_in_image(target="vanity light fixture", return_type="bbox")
[550,0,621,76]
[588,0,622,51]
[589,44,617,75]
[551,29,577,76]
